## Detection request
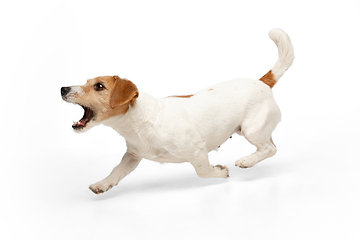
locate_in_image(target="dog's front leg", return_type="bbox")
[190,150,229,178]
[89,152,142,194]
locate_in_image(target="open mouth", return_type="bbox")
[72,106,94,130]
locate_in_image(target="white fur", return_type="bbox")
[62,86,84,104]
[88,28,294,194]
[268,28,295,81]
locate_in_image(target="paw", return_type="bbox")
[235,158,256,168]
[89,180,116,194]
[214,165,230,178]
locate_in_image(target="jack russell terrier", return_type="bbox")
[61,28,294,194]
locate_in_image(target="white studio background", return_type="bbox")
[1,0,359,239]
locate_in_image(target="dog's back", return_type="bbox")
[161,28,294,152]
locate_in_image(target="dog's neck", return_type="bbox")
[102,91,162,137]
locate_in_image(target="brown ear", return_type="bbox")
[110,76,139,109]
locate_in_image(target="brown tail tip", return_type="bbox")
[260,70,276,88]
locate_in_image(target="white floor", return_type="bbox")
[1,1,360,239]
[3,120,358,240]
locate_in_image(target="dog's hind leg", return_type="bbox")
[235,134,277,168]
[89,152,142,194]
[235,105,280,168]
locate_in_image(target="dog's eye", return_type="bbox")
[94,83,105,91]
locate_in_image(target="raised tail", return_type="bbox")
[260,28,294,88]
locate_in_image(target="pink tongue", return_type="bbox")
[73,121,85,127]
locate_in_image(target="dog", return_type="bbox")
[61,28,294,194]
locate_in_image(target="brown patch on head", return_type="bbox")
[207,88,213,91]
[73,75,139,123]
[168,94,194,98]
[260,70,276,88]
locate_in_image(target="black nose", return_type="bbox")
[61,87,71,97]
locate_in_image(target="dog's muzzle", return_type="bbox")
[61,86,95,130]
